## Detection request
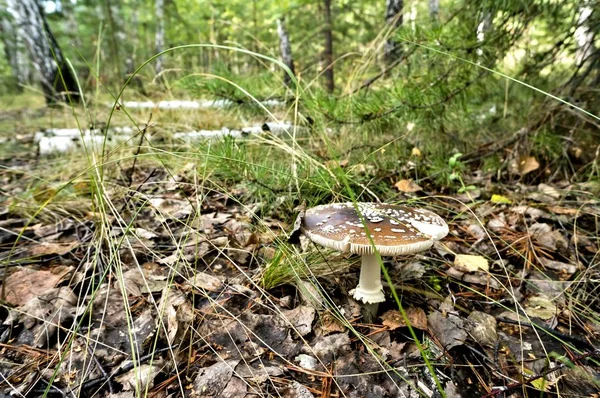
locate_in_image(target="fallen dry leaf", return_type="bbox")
[540,258,580,275]
[537,183,561,199]
[192,359,240,397]
[466,311,498,347]
[30,240,79,257]
[317,312,346,335]
[546,206,579,216]
[189,271,225,292]
[394,179,422,193]
[454,254,489,272]
[525,295,557,320]
[518,155,540,175]
[281,305,315,337]
[381,307,427,331]
[428,298,467,350]
[161,290,193,344]
[529,222,568,251]
[3,266,73,306]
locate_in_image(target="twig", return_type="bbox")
[36,376,67,397]
[126,113,152,187]
[119,167,159,213]
[496,316,597,351]
[85,340,114,394]
[79,345,177,394]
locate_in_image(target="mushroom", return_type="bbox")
[301,202,448,319]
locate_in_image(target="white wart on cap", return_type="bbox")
[301,202,449,255]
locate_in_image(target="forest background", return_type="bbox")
[0,0,600,397]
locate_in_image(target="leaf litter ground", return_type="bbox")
[1,135,600,398]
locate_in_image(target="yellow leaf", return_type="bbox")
[491,194,512,204]
[454,254,489,272]
[411,147,422,157]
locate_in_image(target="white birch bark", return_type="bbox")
[384,0,403,64]
[0,13,34,88]
[277,18,295,87]
[6,0,76,102]
[155,0,165,75]
[575,1,595,66]
[429,0,439,21]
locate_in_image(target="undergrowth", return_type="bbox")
[1,36,600,397]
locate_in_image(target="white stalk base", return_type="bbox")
[350,287,385,304]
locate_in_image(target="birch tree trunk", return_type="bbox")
[384,0,403,65]
[429,0,439,21]
[155,0,165,76]
[0,13,34,91]
[322,0,334,93]
[277,18,296,88]
[476,11,492,62]
[6,0,79,104]
[104,0,124,81]
[574,1,595,66]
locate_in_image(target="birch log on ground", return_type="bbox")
[277,18,296,88]
[6,0,79,104]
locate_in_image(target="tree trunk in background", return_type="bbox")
[277,18,296,88]
[429,0,439,21]
[322,0,334,93]
[155,0,165,76]
[104,0,124,81]
[0,14,34,91]
[574,1,595,66]
[63,0,81,50]
[568,1,599,93]
[476,11,492,62]
[384,0,403,65]
[6,0,79,104]
[408,2,417,31]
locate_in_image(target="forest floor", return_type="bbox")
[0,95,599,398]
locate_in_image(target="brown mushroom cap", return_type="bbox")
[301,202,448,256]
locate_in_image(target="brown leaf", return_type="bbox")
[394,179,422,193]
[3,266,73,306]
[30,241,79,257]
[317,312,346,335]
[381,307,427,330]
[546,206,579,216]
[518,155,540,175]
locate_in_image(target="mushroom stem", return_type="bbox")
[351,254,385,305]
